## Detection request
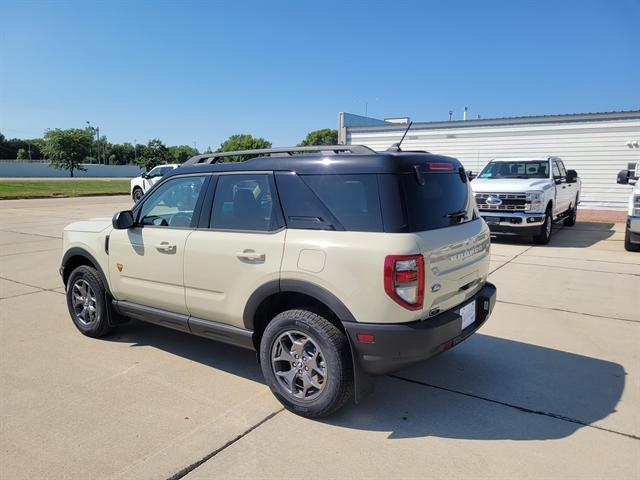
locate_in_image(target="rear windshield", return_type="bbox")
[400,171,473,231]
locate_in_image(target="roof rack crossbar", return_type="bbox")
[183,145,375,165]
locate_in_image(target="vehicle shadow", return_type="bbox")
[491,221,617,248]
[105,323,625,441]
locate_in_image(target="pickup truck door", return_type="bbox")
[557,160,577,209]
[108,175,209,316]
[551,160,570,215]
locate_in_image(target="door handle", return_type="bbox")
[236,250,266,262]
[155,242,176,253]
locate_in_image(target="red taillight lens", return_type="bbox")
[356,333,376,344]
[427,162,454,170]
[384,254,425,311]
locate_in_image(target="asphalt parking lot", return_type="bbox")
[1,195,638,479]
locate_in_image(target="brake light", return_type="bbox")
[384,254,425,310]
[427,162,454,170]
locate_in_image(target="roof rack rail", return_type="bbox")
[183,145,376,165]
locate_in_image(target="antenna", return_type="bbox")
[386,121,413,152]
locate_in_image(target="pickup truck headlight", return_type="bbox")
[525,191,544,212]
[633,195,640,216]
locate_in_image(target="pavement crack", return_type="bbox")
[489,245,533,275]
[167,408,284,480]
[389,375,640,441]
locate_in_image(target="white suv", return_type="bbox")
[130,164,180,202]
[60,145,496,417]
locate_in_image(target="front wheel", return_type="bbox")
[132,187,144,203]
[625,226,640,252]
[533,209,553,244]
[66,265,113,337]
[260,309,354,418]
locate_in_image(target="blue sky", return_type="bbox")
[0,0,638,149]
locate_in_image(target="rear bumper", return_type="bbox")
[344,282,497,375]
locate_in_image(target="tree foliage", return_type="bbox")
[41,128,93,177]
[0,133,45,159]
[217,134,272,162]
[169,145,198,163]
[137,138,171,170]
[298,128,338,147]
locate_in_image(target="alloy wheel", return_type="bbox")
[271,330,327,400]
[71,279,98,326]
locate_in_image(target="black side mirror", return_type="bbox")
[566,169,578,183]
[467,170,476,180]
[617,169,630,185]
[112,210,135,229]
[141,172,149,179]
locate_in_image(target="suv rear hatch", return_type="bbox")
[395,165,490,315]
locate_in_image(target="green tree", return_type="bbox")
[298,128,338,147]
[16,148,27,159]
[109,142,136,165]
[216,134,271,162]
[41,128,93,177]
[137,138,171,170]
[169,145,198,163]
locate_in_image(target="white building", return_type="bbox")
[339,110,640,210]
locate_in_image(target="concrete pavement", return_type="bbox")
[1,197,638,479]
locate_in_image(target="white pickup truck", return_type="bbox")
[616,164,640,252]
[470,157,581,244]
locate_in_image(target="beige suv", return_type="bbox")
[60,145,497,417]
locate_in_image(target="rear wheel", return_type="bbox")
[260,309,353,418]
[66,265,113,337]
[563,197,578,226]
[533,208,553,244]
[132,187,143,203]
[625,226,640,252]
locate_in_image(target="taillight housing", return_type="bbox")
[384,254,425,310]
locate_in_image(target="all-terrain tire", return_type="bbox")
[66,265,114,338]
[533,208,553,245]
[625,226,640,252]
[260,309,354,418]
[563,197,578,226]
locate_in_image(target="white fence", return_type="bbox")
[0,161,144,178]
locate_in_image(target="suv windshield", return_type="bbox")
[478,160,549,179]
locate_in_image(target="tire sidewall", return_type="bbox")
[260,312,347,417]
[132,188,143,202]
[66,266,107,336]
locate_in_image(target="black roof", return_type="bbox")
[167,148,462,177]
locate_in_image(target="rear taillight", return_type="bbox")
[384,254,425,310]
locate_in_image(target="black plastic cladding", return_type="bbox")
[165,151,463,177]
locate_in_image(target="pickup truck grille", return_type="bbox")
[475,192,527,212]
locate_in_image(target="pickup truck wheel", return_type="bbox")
[563,199,578,227]
[132,187,144,203]
[533,209,553,245]
[66,265,113,338]
[260,309,354,418]
[625,226,640,252]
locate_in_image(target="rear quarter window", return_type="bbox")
[301,174,383,232]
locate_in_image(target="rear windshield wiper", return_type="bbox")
[446,209,468,220]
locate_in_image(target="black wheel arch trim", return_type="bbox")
[243,279,357,331]
[61,247,111,295]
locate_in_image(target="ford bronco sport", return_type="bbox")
[60,145,497,418]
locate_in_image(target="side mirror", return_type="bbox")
[141,172,149,179]
[112,210,135,229]
[566,169,578,183]
[467,170,476,180]
[617,169,630,185]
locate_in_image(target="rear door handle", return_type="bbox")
[155,242,176,253]
[236,250,266,262]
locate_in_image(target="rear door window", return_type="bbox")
[301,174,383,232]
[210,174,283,231]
